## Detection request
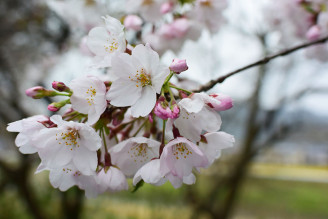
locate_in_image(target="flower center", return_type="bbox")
[200,0,212,7]
[62,168,81,177]
[86,86,96,106]
[104,37,119,53]
[129,68,152,87]
[56,129,80,151]
[142,0,153,6]
[173,143,192,160]
[128,143,149,163]
[181,110,196,120]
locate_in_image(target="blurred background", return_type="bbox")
[1,0,328,218]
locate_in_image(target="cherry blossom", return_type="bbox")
[199,132,234,167]
[173,93,222,142]
[87,15,126,68]
[160,137,208,187]
[133,159,167,186]
[109,137,160,177]
[33,115,102,175]
[46,163,96,194]
[126,0,165,22]
[7,115,49,154]
[106,44,169,117]
[70,75,107,125]
[97,167,129,192]
[189,0,227,33]
[143,18,202,54]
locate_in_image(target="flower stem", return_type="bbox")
[169,84,192,95]
[161,119,166,145]
[101,129,108,153]
[55,92,71,97]
[132,119,147,137]
[168,88,175,102]
[164,72,174,85]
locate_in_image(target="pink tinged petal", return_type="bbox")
[111,53,142,80]
[110,137,159,177]
[176,106,222,142]
[78,127,102,151]
[70,76,107,125]
[174,109,203,142]
[78,176,99,198]
[199,132,235,167]
[32,128,60,149]
[87,27,110,56]
[86,105,99,125]
[132,44,160,75]
[106,79,142,107]
[49,115,67,127]
[197,107,222,132]
[73,147,97,175]
[166,173,183,188]
[49,167,77,191]
[107,167,129,191]
[35,162,48,174]
[52,144,74,167]
[7,120,24,132]
[103,15,125,35]
[178,97,204,113]
[133,159,166,186]
[130,86,156,117]
[151,64,170,93]
[18,143,38,154]
[183,173,196,185]
[15,133,29,147]
[160,137,208,178]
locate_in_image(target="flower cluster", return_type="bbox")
[49,0,228,56]
[7,16,234,197]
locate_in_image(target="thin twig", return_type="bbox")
[194,36,328,92]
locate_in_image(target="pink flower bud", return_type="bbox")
[47,99,70,112]
[207,94,233,111]
[154,96,180,120]
[25,86,45,98]
[47,103,60,112]
[25,86,56,99]
[124,15,143,31]
[160,2,174,14]
[169,58,188,74]
[306,25,321,41]
[159,18,190,39]
[52,81,70,92]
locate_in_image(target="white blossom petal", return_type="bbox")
[130,86,156,117]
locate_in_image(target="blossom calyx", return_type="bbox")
[25,86,57,99]
[169,59,188,74]
[154,96,180,120]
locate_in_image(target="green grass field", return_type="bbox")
[1,165,328,219]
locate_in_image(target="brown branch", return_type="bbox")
[194,36,328,92]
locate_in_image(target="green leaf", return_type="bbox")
[178,0,195,5]
[131,180,144,193]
